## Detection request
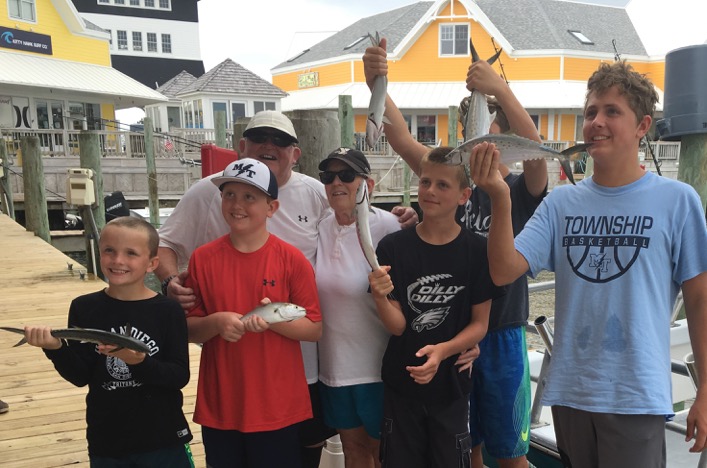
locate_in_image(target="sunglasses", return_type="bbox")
[247,133,294,148]
[319,169,365,184]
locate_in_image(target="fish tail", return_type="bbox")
[486,48,503,65]
[13,337,27,347]
[558,156,576,186]
[469,38,480,62]
[560,142,592,157]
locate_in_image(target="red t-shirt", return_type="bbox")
[186,234,321,432]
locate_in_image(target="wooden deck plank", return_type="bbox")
[0,214,205,466]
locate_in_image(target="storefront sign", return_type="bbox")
[0,26,53,55]
[298,72,319,89]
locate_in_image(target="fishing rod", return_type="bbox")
[612,39,662,175]
[491,37,509,85]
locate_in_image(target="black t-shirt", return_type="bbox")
[376,227,505,404]
[44,290,192,457]
[456,172,545,331]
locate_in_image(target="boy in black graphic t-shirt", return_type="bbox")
[23,217,194,466]
[368,148,505,468]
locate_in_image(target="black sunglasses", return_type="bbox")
[247,133,293,148]
[319,169,365,184]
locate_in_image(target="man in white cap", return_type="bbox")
[156,110,416,467]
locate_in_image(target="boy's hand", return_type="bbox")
[215,312,246,342]
[24,326,62,350]
[469,142,508,198]
[391,206,418,229]
[362,37,387,91]
[242,315,270,333]
[466,59,506,97]
[166,270,197,311]
[455,344,480,373]
[368,266,394,298]
[97,344,146,365]
[407,344,444,384]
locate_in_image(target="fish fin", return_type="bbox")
[486,48,503,65]
[0,326,25,334]
[560,142,592,157]
[382,116,392,125]
[558,157,576,185]
[108,346,125,353]
[13,337,27,347]
[469,38,480,62]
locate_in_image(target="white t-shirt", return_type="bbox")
[315,207,401,386]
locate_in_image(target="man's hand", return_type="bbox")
[166,270,197,311]
[455,344,481,373]
[466,59,507,97]
[468,142,508,199]
[24,326,62,350]
[391,206,418,229]
[686,389,707,452]
[362,37,387,91]
[407,344,444,384]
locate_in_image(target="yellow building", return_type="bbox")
[0,0,165,140]
[272,0,666,146]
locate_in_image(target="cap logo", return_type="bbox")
[333,147,348,155]
[231,162,256,179]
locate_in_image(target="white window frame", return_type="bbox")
[8,0,36,22]
[159,0,170,8]
[117,30,128,50]
[146,33,157,52]
[145,0,155,7]
[254,101,276,114]
[161,34,172,53]
[439,23,469,57]
[132,31,143,51]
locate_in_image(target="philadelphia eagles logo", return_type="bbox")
[563,214,652,283]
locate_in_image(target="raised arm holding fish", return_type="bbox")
[363,35,548,468]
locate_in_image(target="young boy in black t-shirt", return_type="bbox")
[368,147,505,468]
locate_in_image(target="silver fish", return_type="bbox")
[462,37,502,141]
[354,181,380,270]
[444,134,592,185]
[241,302,306,324]
[0,325,151,353]
[366,31,389,149]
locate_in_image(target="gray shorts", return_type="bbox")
[552,405,666,468]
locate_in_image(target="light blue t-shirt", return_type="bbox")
[516,171,707,415]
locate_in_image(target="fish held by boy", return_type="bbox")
[0,325,151,353]
[462,37,503,141]
[366,31,391,149]
[240,302,306,324]
[354,180,381,270]
[444,134,592,185]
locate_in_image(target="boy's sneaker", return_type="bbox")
[0,399,8,414]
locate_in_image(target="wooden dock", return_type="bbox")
[0,214,205,467]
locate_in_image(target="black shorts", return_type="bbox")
[299,382,338,447]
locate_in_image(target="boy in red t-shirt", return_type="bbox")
[185,158,322,468]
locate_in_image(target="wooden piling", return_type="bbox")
[20,136,50,242]
[0,139,14,219]
[78,131,105,278]
[339,95,354,148]
[448,105,459,147]
[233,117,250,151]
[143,117,159,227]
[285,110,341,179]
[215,111,227,148]
[677,133,707,209]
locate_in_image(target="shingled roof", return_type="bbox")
[474,0,646,55]
[178,58,287,97]
[273,0,646,72]
[272,2,433,70]
[156,70,197,98]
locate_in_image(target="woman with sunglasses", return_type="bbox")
[315,147,403,468]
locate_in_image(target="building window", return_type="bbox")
[161,34,172,53]
[129,0,139,5]
[232,103,246,122]
[416,115,437,144]
[440,24,469,56]
[147,33,157,52]
[8,0,36,22]
[114,0,125,4]
[145,0,155,7]
[254,101,276,113]
[159,0,170,8]
[98,0,110,3]
[132,31,142,51]
[117,30,128,50]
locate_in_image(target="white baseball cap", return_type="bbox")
[211,158,278,199]
[243,110,298,143]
